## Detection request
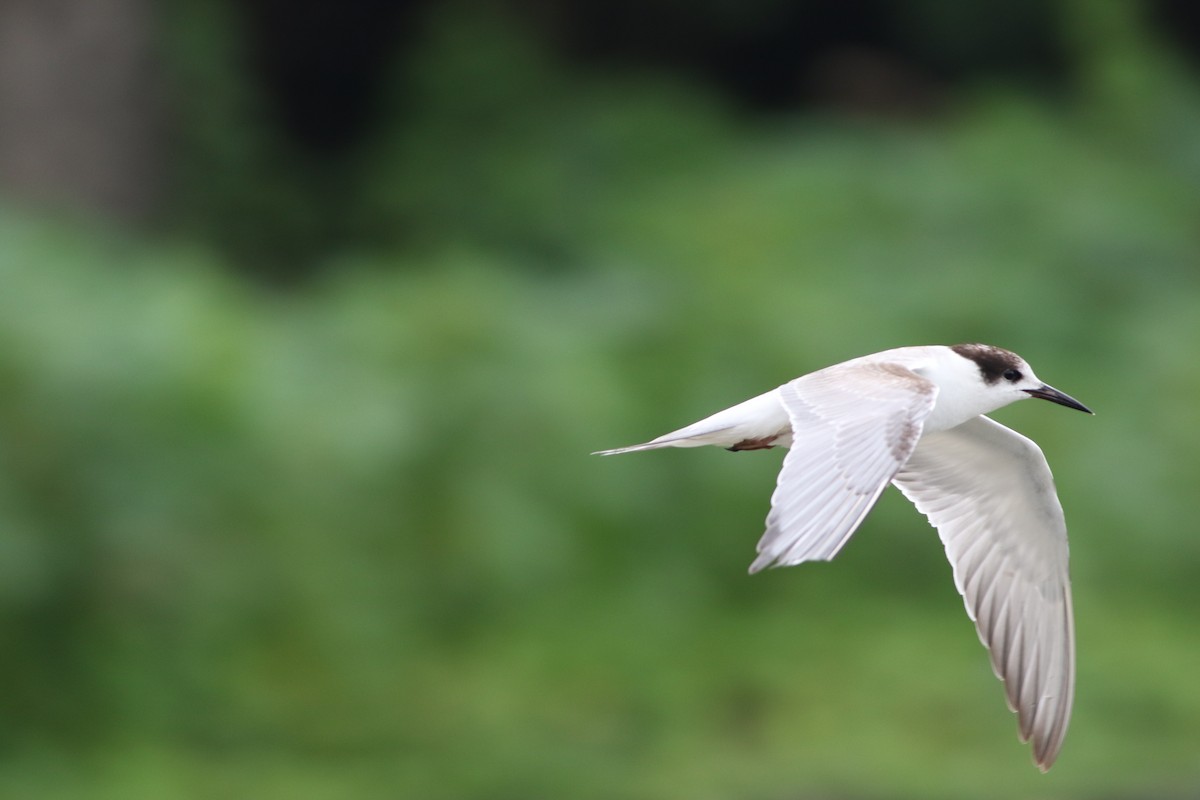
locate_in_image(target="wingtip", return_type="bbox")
[747,553,775,574]
[1029,732,1063,772]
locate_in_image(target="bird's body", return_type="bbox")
[595,344,1091,771]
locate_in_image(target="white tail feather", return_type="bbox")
[594,388,787,456]
[592,431,723,455]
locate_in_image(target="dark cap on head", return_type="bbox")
[950,343,1022,385]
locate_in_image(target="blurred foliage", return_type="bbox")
[2,1,1200,798]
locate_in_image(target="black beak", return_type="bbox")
[1023,384,1093,414]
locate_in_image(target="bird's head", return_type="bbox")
[949,343,1093,417]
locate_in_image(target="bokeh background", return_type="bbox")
[1,1,1198,797]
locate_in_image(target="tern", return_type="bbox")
[594,344,1091,770]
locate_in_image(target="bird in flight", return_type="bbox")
[595,344,1092,771]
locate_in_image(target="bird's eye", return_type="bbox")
[1003,368,1022,382]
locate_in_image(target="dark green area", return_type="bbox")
[2,3,1199,798]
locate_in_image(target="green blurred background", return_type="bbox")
[0,1,1198,797]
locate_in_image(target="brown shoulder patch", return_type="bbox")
[727,435,780,452]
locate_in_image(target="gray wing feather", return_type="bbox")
[891,416,1074,771]
[750,362,937,572]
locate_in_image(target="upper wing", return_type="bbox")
[891,415,1074,771]
[750,362,937,572]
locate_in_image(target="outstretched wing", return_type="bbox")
[891,415,1075,771]
[750,362,937,572]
